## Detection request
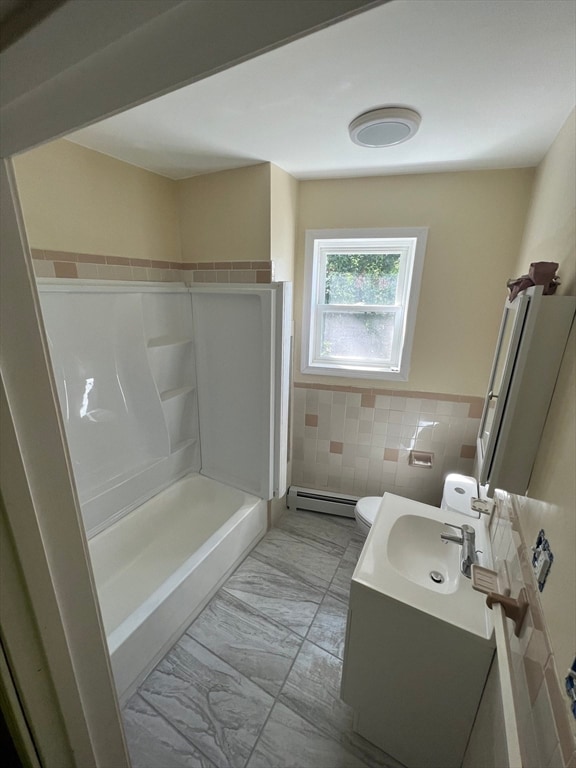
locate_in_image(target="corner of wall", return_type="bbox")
[270,163,298,283]
[177,163,272,264]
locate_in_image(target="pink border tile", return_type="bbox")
[53,261,78,278]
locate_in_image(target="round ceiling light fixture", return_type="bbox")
[349,107,421,148]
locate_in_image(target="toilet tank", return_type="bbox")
[441,474,479,517]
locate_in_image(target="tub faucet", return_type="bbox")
[441,523,478,579]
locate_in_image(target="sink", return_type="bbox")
[353,492,493,637]
[386,514,460,593]
[342,492,495,768]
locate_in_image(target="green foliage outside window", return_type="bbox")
[324,253,401,305]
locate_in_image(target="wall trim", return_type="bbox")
[31,249,273,284]
[294,381,484,410]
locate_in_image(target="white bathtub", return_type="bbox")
[88,473,267,702]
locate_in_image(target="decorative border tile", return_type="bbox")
[31,249,273,284]
[293,381,483,416]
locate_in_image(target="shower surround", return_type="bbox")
[38,278,290,701]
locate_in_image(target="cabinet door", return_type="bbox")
[478,286,575,495]
[478,291,530,487]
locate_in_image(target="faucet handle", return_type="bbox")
[443,522,463,532]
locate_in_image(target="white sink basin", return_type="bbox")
[386,514,461,593]
[353,493,493,638]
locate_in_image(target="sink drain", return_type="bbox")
[429,570,445,584]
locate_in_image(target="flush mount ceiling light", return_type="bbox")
[349,107,421,148]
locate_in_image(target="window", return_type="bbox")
[301,228,427,380]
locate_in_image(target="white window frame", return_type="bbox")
[301,228,428,381]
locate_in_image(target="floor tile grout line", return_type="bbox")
[219,583,323,641]
[266,522,350,558]
[279,518,357,544]
[182,616,305,700]
[242,586,336,768]
[134,690,219,768]
[257,520,391,768]
[269,646,376,768]
[234,516,355,767]
[242,636,307,768]
[324,534,366,601]
[190,585,309,639]
[239,532,336,768]
[258,516,357,594]
[221,551,328,606]
[181,553,345,695]
[218,554,330,639]
[249,550,333,596]
[253,533,360,762]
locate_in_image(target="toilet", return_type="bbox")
[353,473,483,535]
[354,496,382,536]
[441,473,482,517]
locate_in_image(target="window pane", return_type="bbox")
[319,311,396,362]
[324,253,400,305]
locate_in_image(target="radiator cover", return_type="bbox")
[286,486,359,518]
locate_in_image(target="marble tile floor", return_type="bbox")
[122,510,404,768]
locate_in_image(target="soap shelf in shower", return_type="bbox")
[161,387,198,453]
[147,335,193,348]
[160,386,195,402]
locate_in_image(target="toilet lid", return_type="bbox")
[356,496,382,526]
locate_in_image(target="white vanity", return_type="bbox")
[340,493,495,768]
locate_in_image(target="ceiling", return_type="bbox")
[68,0,576,181]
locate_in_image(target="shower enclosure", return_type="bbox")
[38,278,291,700]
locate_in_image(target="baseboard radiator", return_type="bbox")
[286,486,359,518]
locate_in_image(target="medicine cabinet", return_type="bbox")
[477,286,575,496]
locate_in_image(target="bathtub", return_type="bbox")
[88,473,267,703]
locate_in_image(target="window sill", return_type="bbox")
[301,362,408,381]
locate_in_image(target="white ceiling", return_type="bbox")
[68,0,576,181]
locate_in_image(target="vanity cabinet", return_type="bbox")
[341,580,494,768]
[340,493,495,768]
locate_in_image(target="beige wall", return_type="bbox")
[517,109,576,293]
[511,109,576,697]
[13,139,181,262]
[270,164,298,283]
[295,169,535,396]
[178,163,271,263]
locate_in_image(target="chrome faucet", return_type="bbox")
[441,523,478,579]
